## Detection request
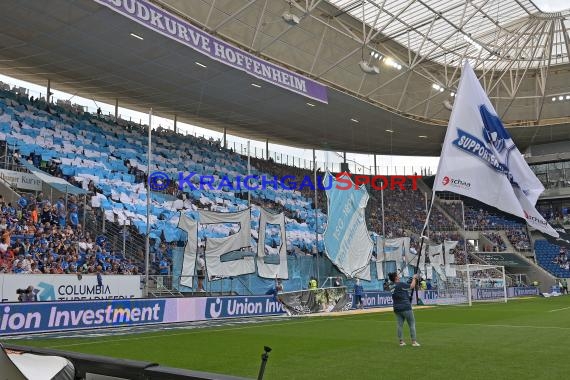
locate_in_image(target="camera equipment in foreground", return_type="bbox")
[257,346,272,380]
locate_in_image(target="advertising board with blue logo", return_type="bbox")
[347,291,394,309]
[473,288,506,300]
[0,299,166,336]
[205,296,285,319]
[508,287,539,297]
[0,295,285,336]
[0,287,538,336]
[347,287,537,308]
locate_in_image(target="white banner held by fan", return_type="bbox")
[256,208,288,279]
[178,214,198,288]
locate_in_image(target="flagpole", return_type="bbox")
[381,183,386,238]
[425,192,430,239]
[382,238,386,284]
[313,149,319,285]
[412,194,436,303]
[247,141,251,207]
[375,157,387,283]
[375,155,385,238]
[461,200,467,263]
[145,108,152,298]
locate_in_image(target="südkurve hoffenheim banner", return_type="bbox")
[94,0,328,103]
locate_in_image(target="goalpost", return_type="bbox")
[455,264,508,306]
[429,264,508,306]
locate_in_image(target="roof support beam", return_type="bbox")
[316,0,415,78]
[257,0,324,53]
[365,0,488,98]
[310,23,329,74]
[403,20,544,115]
[250,0,268,49]
[500,21,554,119]
[485,21,546,95]
[212,0,258,32]
[533,19,558,126]
[205,0,217,29]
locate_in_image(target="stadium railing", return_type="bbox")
[3,344,248,380]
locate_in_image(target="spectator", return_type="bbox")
[333,277,342,287]
[196,253,206,292]
[96,267,103,286]
[353,279,364,309]
[159,257,170,276]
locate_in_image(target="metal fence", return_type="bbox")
[84,207,147,265]
[147,275,253,297]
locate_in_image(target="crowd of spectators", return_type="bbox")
[249,156,327,218]
[506,229,531,251]
[428,208,456,231]
[0,193,139,275]
[538,206,570,225]
[482,232,507,252]
[439,202,464,225]
[381,180,426,237]
[464,208,494,230]
[553,248,569,271]
[428,231,463,244]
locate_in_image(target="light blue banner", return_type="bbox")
[323,172,374,277]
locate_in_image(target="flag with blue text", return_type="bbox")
[433,62,558,237]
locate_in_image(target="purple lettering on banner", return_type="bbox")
[93,0,328,103]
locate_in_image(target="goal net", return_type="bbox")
[428,264,508,306]
[455,264,508,306]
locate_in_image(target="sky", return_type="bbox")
[0,73,440,176]
[531,0,569,12]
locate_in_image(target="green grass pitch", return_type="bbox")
[4,297,570,379]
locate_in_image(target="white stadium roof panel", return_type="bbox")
[328,0,569,70]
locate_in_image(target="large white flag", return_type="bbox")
[433,62,558,237]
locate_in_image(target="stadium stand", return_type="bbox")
[438,201,464,226]
[0,85,560,286]
[534,240,570,278]
[481,232,507,252]
[0,86,466,284]
[505,229,531,251]
[0,88,333,275]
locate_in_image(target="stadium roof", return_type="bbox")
[328,0,570,70]
[0,0,568,156]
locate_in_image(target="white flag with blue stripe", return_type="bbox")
[433,62,558,238]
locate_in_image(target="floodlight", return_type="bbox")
[358,61,380,74]
[282,12,300,25]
